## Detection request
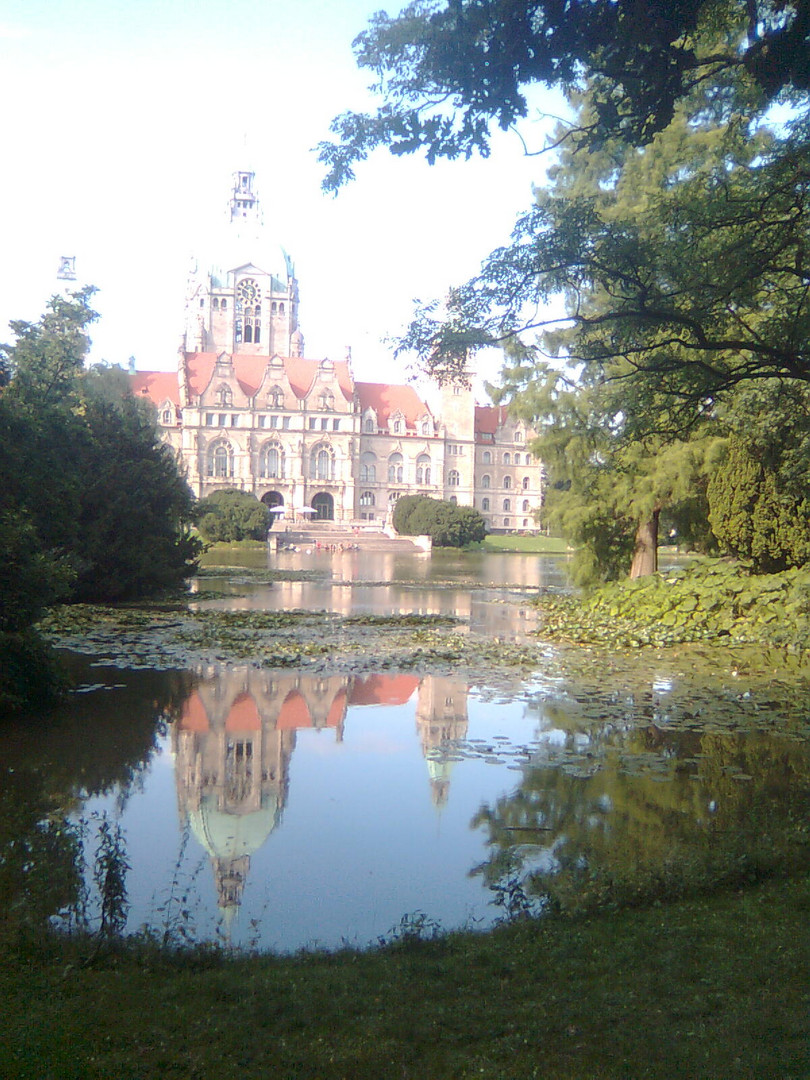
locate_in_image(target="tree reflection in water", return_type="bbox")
[471,670,810,914]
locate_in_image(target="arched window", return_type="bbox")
[360,451,377,482]
[319,390,334,410]
[503,498,511,511]
[221,299,227,311]
[207,441,234,478]
[523,475,530,489]
[393,419,402,434]
[244,307,253,343]
[504,517,511,528]
[217,385,232,407]
[271,301,277,314]
[161,408,172,425]
[503,475,512,489]
[482,451,491,464]
[448,470,460,487]
[388,452,404,483]
[416,454,431,485]
[449,495,457,505]
[279,303,285,315]
[421,419,431,436]
[482,497,490,511]
[503,452,511,465]
[526,454,532,465]
[212,298,219,310]
[259,442,285,479]
[364,417,375,433]
[514,430,524,443]
[360,490,375,507]
[310,443,334,481]
[481,474,491,489]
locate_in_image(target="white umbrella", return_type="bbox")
[268,506,286,514]
[297,507,317,514]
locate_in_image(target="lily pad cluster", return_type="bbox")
[536,558,810,648]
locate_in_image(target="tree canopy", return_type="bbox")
[196,489,271,544]
[320,0,810,190]
[393,494,487,545]
[0,291,199,610]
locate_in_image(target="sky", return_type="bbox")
[0,0,564,398]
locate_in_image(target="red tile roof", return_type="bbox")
[182,353,355,402]
[178,692,210,733]
[475,404,510,435]
[130,359,432,425]
[355,382,431,429]
[131,370,181,407]
[349,674,420,706]
[225,692,262,732]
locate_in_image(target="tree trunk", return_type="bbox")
[629,509,660,579]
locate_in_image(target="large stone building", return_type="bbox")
[132,170,544,531]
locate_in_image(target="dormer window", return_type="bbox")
[319,390,335,410]
[217,385,233,407]
[364,417,375,433]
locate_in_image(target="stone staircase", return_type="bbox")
[270,521,429,553]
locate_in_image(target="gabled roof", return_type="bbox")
[130,360,432,420]
[182,353,355,403]
[355,382,431,429]
[131,370,181,407]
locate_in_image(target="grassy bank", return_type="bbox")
[1,874,807,1079]
[482,533,570,554]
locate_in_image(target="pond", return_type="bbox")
[3,548,809,952]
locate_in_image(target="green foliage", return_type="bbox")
[195,489,270,543]
[0,291,200,708]
[708,438,810,572]
[0,287,97,412]
[0,509,74,633]
[393,495,486,546]
[70,397,200,601]
[0,632,68,714]
[320,0,809,189]
[539,558,810,648]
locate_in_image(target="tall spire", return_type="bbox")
[228,170,261,231]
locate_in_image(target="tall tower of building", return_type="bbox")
[439,372,476,503]
[183,170,301,357]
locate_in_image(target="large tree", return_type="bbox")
[320,0,810,190]
[0,289,199,607]
[324,1,810,411]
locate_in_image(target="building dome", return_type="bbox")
[189,792,281,862]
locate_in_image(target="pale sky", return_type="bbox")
[0,0,563,396]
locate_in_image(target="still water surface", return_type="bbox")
[3,549,809,951]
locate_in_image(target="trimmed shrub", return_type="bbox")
[196,489,270,543]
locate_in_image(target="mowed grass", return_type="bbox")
[1,875,807,1080]
[482,533,571,554]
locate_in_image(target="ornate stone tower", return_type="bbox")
[183,170,301,357]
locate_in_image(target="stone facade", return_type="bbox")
[132,170,544,532]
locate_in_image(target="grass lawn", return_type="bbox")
[1,874,807,1079]
[482,533,571,554]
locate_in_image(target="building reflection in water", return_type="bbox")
[172,668,469,919]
